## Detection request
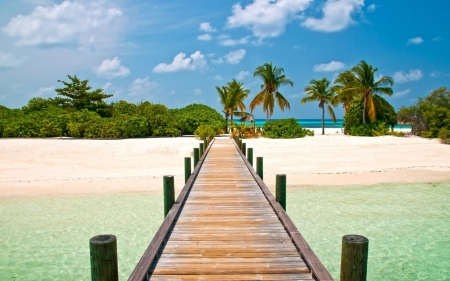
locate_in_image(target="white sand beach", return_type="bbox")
[1,135,449,198]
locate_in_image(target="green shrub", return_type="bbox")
[170,104,225,135]
[262,118,309,138]
[438,128,450,144]
[194,124,216,140]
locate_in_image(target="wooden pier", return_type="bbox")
[128,137,333,281]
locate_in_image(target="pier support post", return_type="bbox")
[276,174,287,211]
[204,139,207,150]
[238,139,242,151]
[247,148,253,166]
[193,148,199,167]
[242,143,246,156]
[163,175,175,217]
[184,157,191,183]
[256,157,263,180]
[90,234,118,281]
[199,143,204,158]
[340,235,369,281]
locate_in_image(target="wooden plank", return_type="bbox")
[149,273,315,281]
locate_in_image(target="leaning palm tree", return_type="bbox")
[339,61,394,123]
[227,79,250,124]
[301,78,338,135]
[249,62,293,121]
[216,85,234,132]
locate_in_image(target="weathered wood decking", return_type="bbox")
[129,138,333,281]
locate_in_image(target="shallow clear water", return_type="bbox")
[287,182,450,280]
[1,182,448,280]
[0,193,163,281]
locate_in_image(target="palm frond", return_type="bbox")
[326,105,337,123]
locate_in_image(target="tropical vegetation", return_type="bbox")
[301,78,338,135]
[263,118,313,139]
[216,79,250,132]
[249,62,293,121]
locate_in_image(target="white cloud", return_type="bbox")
[226,0,312,39]
[407,37,423,45]
[302,0,364,32]
[393,89,410,98]
[235,71,250,80]
[225,49,246,64]
[211,58,224,64]
[168,90,175,96]
[197,34,212,41]
[102,82,112,91]
[367,4,376,12]
[433,36,443,41]
[290,93,303,98]
[430,71,450,77]
[94,57,130,78]
[0,52,26,68]
[2,0,122,46]
[128,77,158,97]
[194,88,203,95]
[219,35,250,46]
[199,22,216,32]
[393,70,423,83]
[214,75,223,80]
[34,86,55,97]
[313,61,345,72]
[153,51,207,73]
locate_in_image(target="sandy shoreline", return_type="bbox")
[1,133,449,199]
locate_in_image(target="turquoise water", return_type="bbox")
[1,182,448,280]
[234,118,412,130]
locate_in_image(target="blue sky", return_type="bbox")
[0,0,449,119]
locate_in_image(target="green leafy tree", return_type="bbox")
[301,78,337,135]
[249,62,293,121]
[55,75,113,116]
[337,61,394,123]
[170,104,225,135]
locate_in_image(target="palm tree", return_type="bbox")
[216,85,233,132]
[227,79,250,125]
[338,60,394,123]
[216,79,250,132]
[301,78,338,135]
[249,62,293,121]
[332,71,359,113]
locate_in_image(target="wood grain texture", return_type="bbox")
[129,138,333,281]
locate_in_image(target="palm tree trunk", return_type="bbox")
[225,114,229,133]
[363,94,367,124]
[266,111,269,122]
[322,106,325,135]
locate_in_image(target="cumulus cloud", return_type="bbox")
[367,4,376,12]
[226,0,312,39]
[2,0,122,46]
[302,0,364,32]
[128,77,158,96]
[34,86,55,97]
[0,52,26,68]
[407,37,423,45]
[214,74,223,80]
[393,70,423,83]
[219,35,250,46]
[313,61,345,72]
[199,22,217,32]
[95,57,130,78]
[225,49,246,64]
[153,51,207,73]
[194,88,203,95]
[235,71,250,80]
[197,34,212,41]
[393,89,410,98]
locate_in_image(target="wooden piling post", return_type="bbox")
[199,143,204,158]
[238,139,242,151]
[242,143,246,156]
[256,157,263,180]
[163,175,175,218]
[90,234,118,281]
[193,148,199,167]
[276,174,287,211]
[203,139,207,150]
[340,235,369,281]
[247,148,253,166]
[184,157,191,183]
